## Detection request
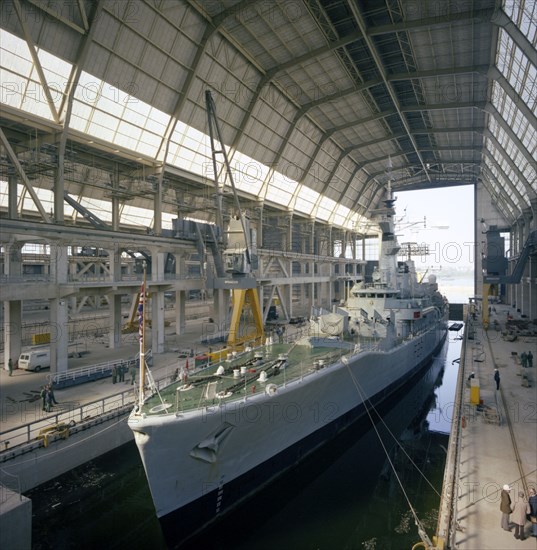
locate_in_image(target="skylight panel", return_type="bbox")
[38,48,72,80]
[0,69,27,109]
[121,204,153,227]
[144,108,170,134]
[77,197,112,222]
[317,196,336,221]
[490,84,534,176]
[483,158,521,211]
[23,85,53,118]
[265,171,295,206]
[0,30,33,76]
[333,204,350,228]
[162,212,175,230]
[75,71,101,104]
[294,184,319,215]
[167,121,212,176]
[229,150,267,195]
[496,29,535,113]
[0,181,8,209]
[0,29,71,120]
[138,130,161,157]
[22,187,53,213]
[115,128,141,150]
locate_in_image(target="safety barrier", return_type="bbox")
[47,349,152,389]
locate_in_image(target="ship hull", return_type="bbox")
[129,325,447,547]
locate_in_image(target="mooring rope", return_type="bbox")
[344,360,434,548]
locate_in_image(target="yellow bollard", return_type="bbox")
[470,379,480,405]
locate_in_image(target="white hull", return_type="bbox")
[129,323,446,541]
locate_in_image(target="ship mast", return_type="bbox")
[138,264,147,405]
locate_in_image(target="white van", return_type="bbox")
[18,348,51,372]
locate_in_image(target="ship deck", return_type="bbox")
[140,341,355,416]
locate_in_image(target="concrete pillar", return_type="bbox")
[153,179,162,237]
[109,295,122,349]
[111,172,120,232]
[256,202,264,248]
[175,290,186,336]
[109,244,121,282]
[287,214,293,251]
[529,254,537,321]
[4,301,22,372]
[8,174,18,218]
[175,254,186,335]
[50,244,68,374]
[285,283,292,319]
[3,242,23,370]
[213,288,230,340]
[107,245,123,350]
[151,250,165,353]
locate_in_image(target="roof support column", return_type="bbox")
[108,244,122,349]
[8,174,18,219]
[3,242,23,373]
[50,244,69,374]
[111,171,120,231]
[109,294,122,350]
[150,249,165,354]
[175,254,186,336]
[153,179,162,236]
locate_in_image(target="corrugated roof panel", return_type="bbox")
[140,44,169,79]
[125,1,158,36]
[92,11,121,49]
[113,28,145,62]
[147,17,179,53]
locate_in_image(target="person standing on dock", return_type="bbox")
[527,351,534,369]
[40,385,47,411]
[49,384,59,405]
[494,369,501,390]
[529,487,537,537]
[500,484,512,531]
[512,490,530,540]
[8,357,13,376]
[130,362,136,385]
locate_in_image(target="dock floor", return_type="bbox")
[452,303,537,548]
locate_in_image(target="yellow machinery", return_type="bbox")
[482,282,499,330]
[227,288,264,350]
[482,282,490,329]
[205,90,264,360]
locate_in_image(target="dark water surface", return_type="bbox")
[28,332,462,550]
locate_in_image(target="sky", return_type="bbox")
[394,185,475,271]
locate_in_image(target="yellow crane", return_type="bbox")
[205,91,264,360]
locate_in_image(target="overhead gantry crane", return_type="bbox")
[204,90,264,357]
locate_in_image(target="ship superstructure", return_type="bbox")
[128,184,448,546]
